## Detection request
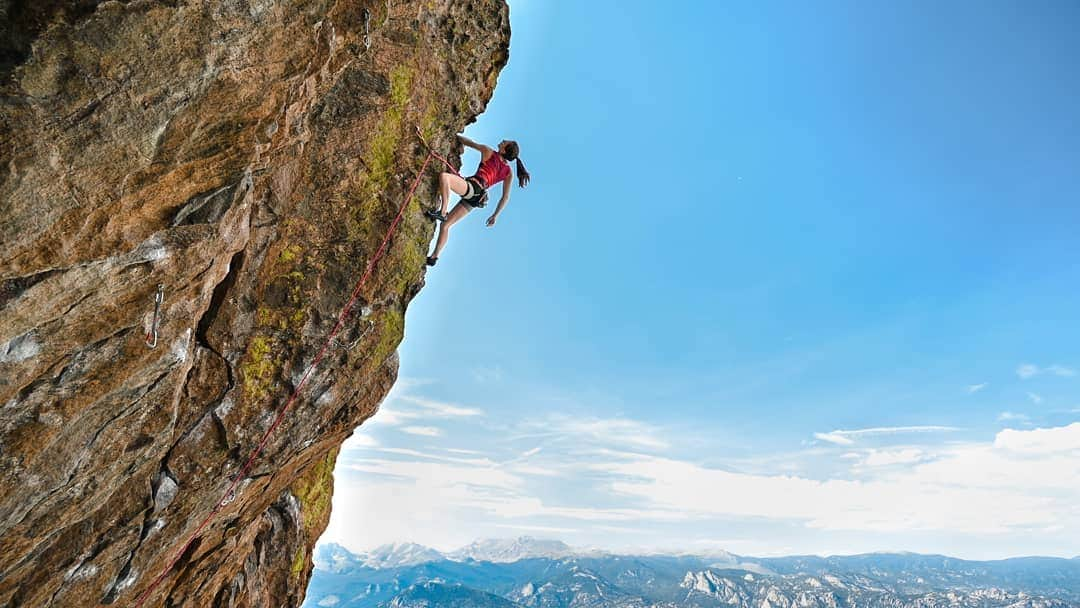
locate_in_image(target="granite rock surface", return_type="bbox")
[0,1,509,605]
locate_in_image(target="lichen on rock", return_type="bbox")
[0,0,510,606]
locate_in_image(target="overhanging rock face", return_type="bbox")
[0,1,509,605]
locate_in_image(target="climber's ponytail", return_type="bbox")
[501,139,530,188]
[515,158,530,188]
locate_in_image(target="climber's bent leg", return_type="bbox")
[429,202,471,264]
[438,172,468,215]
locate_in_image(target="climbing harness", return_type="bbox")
[132,131,450,608]
[144,284,164,348]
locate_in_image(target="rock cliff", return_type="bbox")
[0,1,510,606]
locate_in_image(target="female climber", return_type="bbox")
[424,134,530,266]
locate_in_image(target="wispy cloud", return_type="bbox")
[859,448,926,467]
[998,411,1030,423]
[444,448,484,455]
[368,406,421,426]
[814,432,856,446]
[814,426,959,446]
[517,415,669,450]
[389,377,437,393]
[507,463,563,477]
[596,423,1080,534]
[1017,363,1076,379]
[356,447,494,466]
[342,433,379,449]
[326,406,1080,552]
[401,426,443,437]
[1028,392,1044,404]
[1017,364,1040,379]
[367,394,483,427]
[398,395,483,417]
[967,383,988,394]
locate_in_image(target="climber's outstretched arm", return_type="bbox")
[486,174,514,227]
[457,134,494,160]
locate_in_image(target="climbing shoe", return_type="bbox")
[426,256,438,267]
[425,208,447,222]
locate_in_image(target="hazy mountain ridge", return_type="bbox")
[302,540,1080,608]
[385,582,523,608]
[450,538,578,563]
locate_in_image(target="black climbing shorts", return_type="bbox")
[460,177,489,208]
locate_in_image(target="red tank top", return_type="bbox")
[471,153,511,188]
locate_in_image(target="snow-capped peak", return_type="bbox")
[362,542,444,569]
[313,542,365,573]
[448,536,574,563]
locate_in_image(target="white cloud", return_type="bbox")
[344,458,518,489]
[324,447,675,551]
[860,448,925,467]
[1028,392,1043,404]
[359,447,494,466]
[814,426,959,445]
[994,422,1080,454]
[998,411,1029,423]
[814,431,854,445]
[1047,365,1077,377]
[508,463,563,477]
[329,387,1080,556]
[367,405,421,426]
[398,395,483,417]
[595,424,1080,534]
[326,456,525,550]
[1017,364,1040,379]
[444,448,484,455]
[1017,363,1076,379]
[341,433,379,450]
[365,394,482,427]
[401,426,443,437]
[966,383,988,394]
[519,415,669,450]
[520,447,542,458]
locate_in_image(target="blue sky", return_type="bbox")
[322,0,1080,559]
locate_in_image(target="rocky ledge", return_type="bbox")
[0,1,509,606]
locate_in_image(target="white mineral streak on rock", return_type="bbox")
[0,331,41,363]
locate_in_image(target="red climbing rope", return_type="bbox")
[132,148,436,608]
[416,126,463,177]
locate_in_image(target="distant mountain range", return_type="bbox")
[313,537,578,571]
[304,538,1080,608]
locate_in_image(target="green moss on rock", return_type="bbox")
[291,447,339,534]
[278,244,303,264]
[290,547,306,579]
[371,307,405,364]
[241,334,278,401]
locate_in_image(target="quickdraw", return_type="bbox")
[145,284,164,348]
[362,8,372,50]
